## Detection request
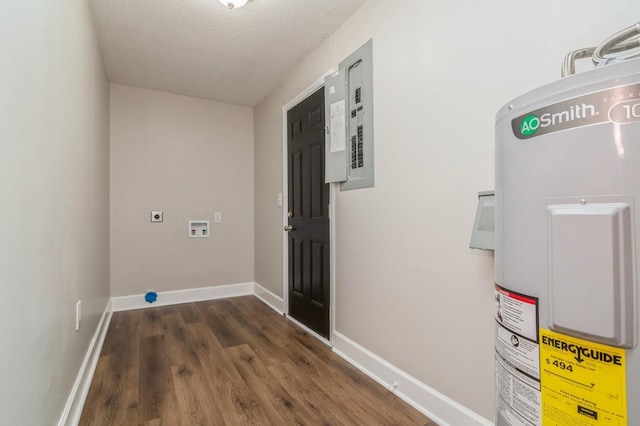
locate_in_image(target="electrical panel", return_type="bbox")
[324,39,374,190]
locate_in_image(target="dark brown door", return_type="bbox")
[287,87,330,338]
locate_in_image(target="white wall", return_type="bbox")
[0,0,110,424]
[110,84,254,297]
[254,0,640,420]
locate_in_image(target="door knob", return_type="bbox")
[284,225,295,232]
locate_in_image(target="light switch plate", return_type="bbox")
[151,211,163,222]
[75,300,81,331]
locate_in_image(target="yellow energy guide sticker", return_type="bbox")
[540,329,626,425]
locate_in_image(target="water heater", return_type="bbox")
[495,24,640,425]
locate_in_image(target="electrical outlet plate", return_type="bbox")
[214,212,222,223]
[151,211,163,222]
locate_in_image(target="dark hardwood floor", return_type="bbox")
[80,296,437,425]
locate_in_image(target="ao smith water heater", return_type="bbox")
[495,24,640,425]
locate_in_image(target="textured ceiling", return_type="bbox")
[89,0,366,106]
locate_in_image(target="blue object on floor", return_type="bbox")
[145,291,158,303]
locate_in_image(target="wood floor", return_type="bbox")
[80,296,436,425]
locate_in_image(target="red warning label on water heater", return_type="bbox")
[495,284,539,342]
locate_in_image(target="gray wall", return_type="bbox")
[110,84,254,297]
[0,0,111,424]
[253,0,640,419]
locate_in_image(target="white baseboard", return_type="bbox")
[332,332,492,426]
[253,282,284,314]
[58,299,113,426]
[111,282,254,312]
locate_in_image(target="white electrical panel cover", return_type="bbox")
[324,39,374,191]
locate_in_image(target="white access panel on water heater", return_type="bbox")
[495,57,640,425]
[547,199,634,347]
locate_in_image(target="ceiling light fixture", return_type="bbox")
[219,0,248,10]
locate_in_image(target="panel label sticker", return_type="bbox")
[330,100,346,153]
[511,82,640,139]
[540,329,626,425]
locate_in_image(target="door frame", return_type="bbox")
[282,69,337,345]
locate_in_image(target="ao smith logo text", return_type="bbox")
[519,103,598,136]
[542,335,622,366]
[511,82,640,139]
